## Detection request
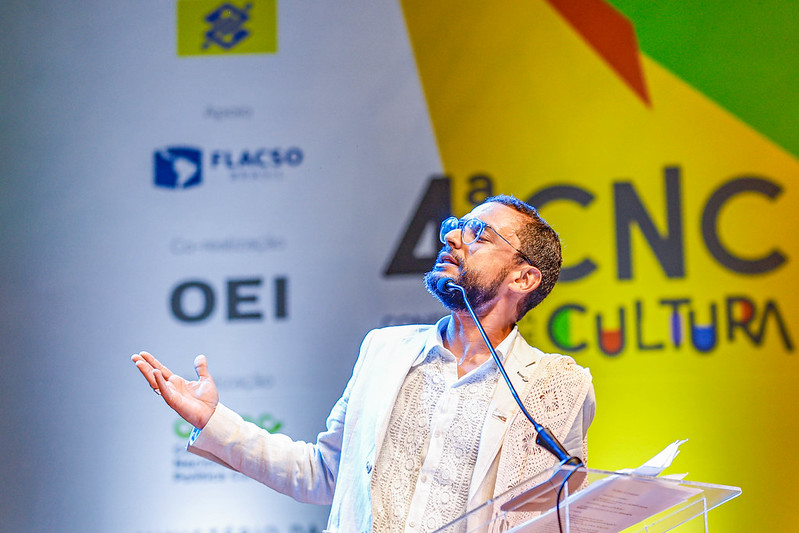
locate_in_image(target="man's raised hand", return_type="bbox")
[132,351,219,429]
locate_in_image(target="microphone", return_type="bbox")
[438,277,581,467]
[436,277,457,294]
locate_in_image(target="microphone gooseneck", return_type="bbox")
[439,277,581,466]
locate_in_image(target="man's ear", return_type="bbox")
[510,265,542,295]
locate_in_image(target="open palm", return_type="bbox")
[132,351,219,429]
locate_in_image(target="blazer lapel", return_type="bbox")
[468,339,541,503]
[370,329,432,458]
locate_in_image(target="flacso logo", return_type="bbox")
[153,146,304,189]
[154,147,203,189]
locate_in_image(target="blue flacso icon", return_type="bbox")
[154,147,203,189]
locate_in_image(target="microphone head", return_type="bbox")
[436,277,458,294]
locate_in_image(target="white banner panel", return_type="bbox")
[0,1,445,531]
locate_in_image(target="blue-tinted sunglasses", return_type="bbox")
[439,216,534,266]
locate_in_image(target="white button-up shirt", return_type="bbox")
[371,322,518,532]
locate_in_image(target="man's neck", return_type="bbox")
[442,311,514,377]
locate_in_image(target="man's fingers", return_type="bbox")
[132,355,159,390]
[135,361,158,390]
[138,351,174,380]
[194,354,211,380]
[152,369,172,402]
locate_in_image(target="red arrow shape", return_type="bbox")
[546,0,651,106]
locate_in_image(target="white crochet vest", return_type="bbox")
[495,354,592,494]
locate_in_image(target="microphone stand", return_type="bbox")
[439,278,581,467]
[439,278,585,532]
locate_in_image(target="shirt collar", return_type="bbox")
[413,315,520,367]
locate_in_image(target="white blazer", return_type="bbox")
[188,321,594,533]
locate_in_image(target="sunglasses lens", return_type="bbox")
[462,218,483,244]
[439,217,459,244]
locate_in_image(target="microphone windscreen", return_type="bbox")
[437,277,456,293]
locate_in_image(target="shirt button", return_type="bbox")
[409,521,416,528]
[420,474,428,483]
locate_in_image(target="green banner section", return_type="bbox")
[608,0,799,159]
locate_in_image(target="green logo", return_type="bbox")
[174,413,283,439]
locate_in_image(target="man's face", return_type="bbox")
[424,202,524,312]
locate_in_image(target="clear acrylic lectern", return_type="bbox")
[434,465,741,533]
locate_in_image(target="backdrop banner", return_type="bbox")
[0,1,795,532]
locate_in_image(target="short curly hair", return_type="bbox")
[483,194,562,320]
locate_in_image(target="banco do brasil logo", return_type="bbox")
[203,3,251,50]
[177,0,277,56]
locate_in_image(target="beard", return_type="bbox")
[424,247,510,313]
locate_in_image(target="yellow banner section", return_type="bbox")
[401,1,798,530]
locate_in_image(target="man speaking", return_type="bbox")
[133,194,595,532]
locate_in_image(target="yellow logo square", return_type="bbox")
[177,0,277,56]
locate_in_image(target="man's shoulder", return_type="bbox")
[366,322,438,342]
[353,322,440,368]
[514,334,590,374]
